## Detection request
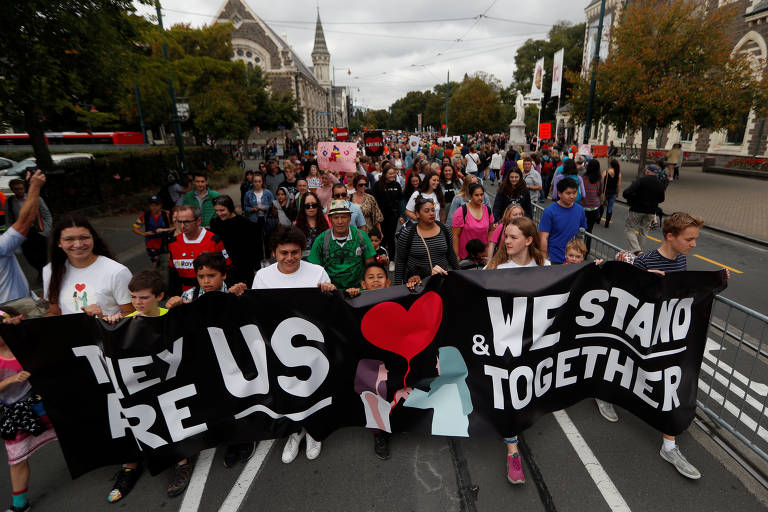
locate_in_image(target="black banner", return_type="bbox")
[363,130,384,157]
[0,263,725,477]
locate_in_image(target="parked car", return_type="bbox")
[0,157,16,172]
[0,153,94,194]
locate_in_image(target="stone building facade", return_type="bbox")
[578,0,767,161]
[214,0,348,141]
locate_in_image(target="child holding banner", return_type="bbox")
[0,308,58,512]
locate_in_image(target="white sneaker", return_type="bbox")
[660,445,701,480]
[281,432,302,463]
[595,399,619,422]
[305,433,322,460]
[388,261,395,272]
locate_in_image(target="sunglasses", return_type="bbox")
[304,203,319,209]
[332,193,347,198]
[357,182,368,187]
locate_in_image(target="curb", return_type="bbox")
[614,197,768,248]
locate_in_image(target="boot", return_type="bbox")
[604,212,612,228]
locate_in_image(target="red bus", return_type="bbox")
[0,132,145,146]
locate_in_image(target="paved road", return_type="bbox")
[4,183,768,512]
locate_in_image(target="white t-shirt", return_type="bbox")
[487,258,551,269]
[465,153,479,173]
[42,256,132,315]
[405,190,441,216]
[252,260,330,289]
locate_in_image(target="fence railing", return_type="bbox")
[531,203,768,465]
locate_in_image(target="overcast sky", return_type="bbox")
[135,1,588,109]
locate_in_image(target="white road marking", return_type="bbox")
[703,339,768,396]
[697,378,768,443]
[553,410,631,512]
[218,440,275,512]
[700,362,768,417]
[178,448,216,512]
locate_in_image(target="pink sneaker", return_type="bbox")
[506,454,525,484]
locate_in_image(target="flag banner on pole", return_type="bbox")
[317,142,357,174]
[1,264,725,478]
[363,130,384,157]
[551,48,564,98]
[530,58,545,100]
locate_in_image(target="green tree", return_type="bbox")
[1,0,147,171]
[390,91,428,130]
[449,77,505,134]
[568,0,768,174]
[363,109,391,130]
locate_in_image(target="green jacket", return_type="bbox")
[182,188,220,227]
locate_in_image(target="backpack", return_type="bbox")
[320,227,367,264]
[460,203,492,225]
[541,158,554,175]
[397,221,453,278]
[144,209,173,250]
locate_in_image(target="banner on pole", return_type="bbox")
[317,142,356,174]
[530,58,545,100]
[551,48,564,98]
[363,130,384,157]
[539,123,552,140]
[409,135,420,154]
[1,264,725,478]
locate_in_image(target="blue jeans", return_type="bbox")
[605,193,617,215]
[504,436,519,444]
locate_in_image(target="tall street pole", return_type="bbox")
[445,70,450,137]
[583,0,606,144]
[134,82,148,144]
[156,1,187,173]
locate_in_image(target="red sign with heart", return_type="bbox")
[360,291,443,387]
[75,283,86,292]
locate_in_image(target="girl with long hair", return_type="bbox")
[493,168,532,220]
[486,204,525,257]
[581,159,604,254]
[294,191,330,259]
[373,166,402,261]
[451,183,494,261]
[603,159,621,228]
[405,172,444,222]
[210,195,259,286]
[485,217,549,269]
[440,164,462,220]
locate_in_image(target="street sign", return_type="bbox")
[539,123,552,139]
[335,128,349,141]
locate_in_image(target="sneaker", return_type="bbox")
[305,433,322,460]
[595,399,619,423]
[282,432,302,463]
[5,504,30,512]
[167,461,195,497]
[224,442,257,468]
[506,453,525,484]
[107,464,142,503]
[659,445,701,480]
[373,432,390,460]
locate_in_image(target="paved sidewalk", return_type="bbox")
[612,162,768,243]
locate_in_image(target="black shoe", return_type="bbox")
[224,442,257,468]
[107,464,143,503]
[167,460,195,497]
[374,432,390,460]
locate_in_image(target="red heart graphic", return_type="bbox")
[361,292,443,386]
[75,283,86,292]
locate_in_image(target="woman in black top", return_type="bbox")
[394,196,457,285]
[492,168,532,220]
[603,159,622,228]
[373,165,402,261]
[210,195,259,286]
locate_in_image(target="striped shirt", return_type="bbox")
[395,224,458,285]
[633,250,686,272]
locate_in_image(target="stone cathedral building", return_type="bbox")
[577,0,767,162]
[214,0,348,141]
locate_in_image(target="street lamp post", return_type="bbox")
[583,0,607,145]
[156,1,187,174]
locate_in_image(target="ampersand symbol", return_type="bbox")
[472,334,490,356]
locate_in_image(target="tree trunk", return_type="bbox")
[636,125,650,176]
[22,104,53,173]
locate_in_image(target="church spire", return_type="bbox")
[312,11,329,56]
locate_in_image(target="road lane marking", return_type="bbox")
[179,447,216,512]
[704,340,768,395]
[552,410,631,512]
[693,254,743,274]
[218,440,275,512]
[632,230,661,242]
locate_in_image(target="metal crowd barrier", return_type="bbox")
[530,203,768,465]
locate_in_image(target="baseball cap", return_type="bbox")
[148,195,162,204]
[327,199,352,216]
